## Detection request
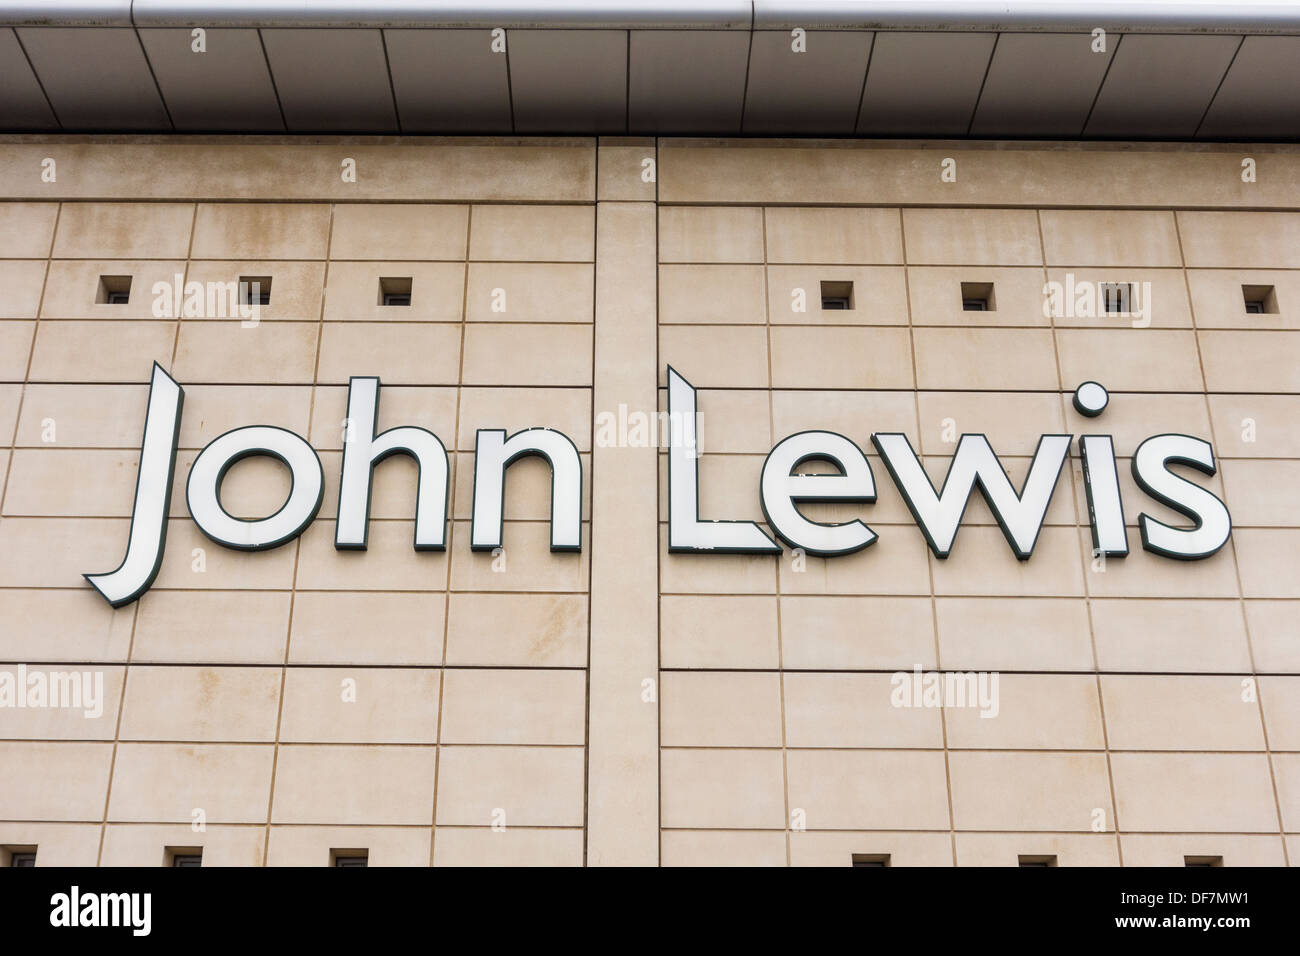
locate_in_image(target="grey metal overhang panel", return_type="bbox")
[1196,35,1300,140]
[507,29,627,133]
[1084,33,1241,138]
[15,26,170,129]
[137,27,284,131]
[743,30,873,134]
[0,28,58,129]
[628,29,750,134]
[3,2,1298,139]
[969,32,1115,138]
[857,31,995,136]
[259,28,398,132]
[385,28,512,133]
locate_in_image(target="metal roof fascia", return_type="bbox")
[752,1,1300,33]
[126,0,753,30]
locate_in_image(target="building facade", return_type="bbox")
[0,5,1298,868]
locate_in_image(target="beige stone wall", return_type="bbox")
[0,137,1296,865]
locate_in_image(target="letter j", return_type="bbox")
[84,363,183,607]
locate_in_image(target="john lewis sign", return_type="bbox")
[85,364,1232,607]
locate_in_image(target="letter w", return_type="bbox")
[871,433,1071,559]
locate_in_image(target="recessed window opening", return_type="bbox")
[96,275,132,305]
[166,846,202,867]
[1184,855,1224,867]
[820,280,854,311]
[331,848,369,868]
[1018,854,1058,867]
[1242,284,1277,314]
[851,853,890,867]
[379,276,413,307]
[239,275,272,306]
[1101,282,1133,314]
[960,281,995,312]
[2,846,36,867]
